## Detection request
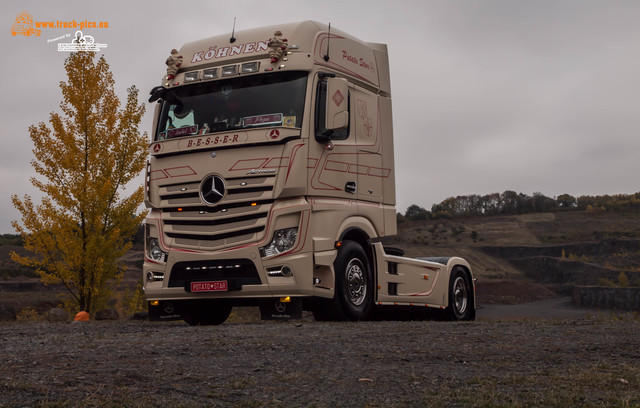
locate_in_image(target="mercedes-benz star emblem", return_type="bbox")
[200,175,226,205]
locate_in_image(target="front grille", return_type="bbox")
[169,259,261,290]
[167,226,265,242]
[158,175,275,249]
[159,176,274,207]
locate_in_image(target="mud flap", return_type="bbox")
[148,300,183,321]
[259,298,303,320]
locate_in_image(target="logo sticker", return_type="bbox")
[283,116,296,127]
[332,90,345,107]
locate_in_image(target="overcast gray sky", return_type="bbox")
[2,0,639,233]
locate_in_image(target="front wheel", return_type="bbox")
[447,267,475,321]
[334,241,374,321]
[312,241,374,321]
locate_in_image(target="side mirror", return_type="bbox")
[151,102,162,140]
[148,86,167,103]
[325,77,349,131]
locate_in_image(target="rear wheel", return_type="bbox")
[183,300,232,326]
[447,267,475,321]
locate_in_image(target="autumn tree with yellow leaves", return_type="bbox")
[11,51,148,314]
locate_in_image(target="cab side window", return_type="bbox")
[315,80,350,140]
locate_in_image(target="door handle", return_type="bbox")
[345,181,357,194]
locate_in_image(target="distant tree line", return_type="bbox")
[400,191,640,221]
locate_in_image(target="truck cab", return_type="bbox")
[144,21,475,324]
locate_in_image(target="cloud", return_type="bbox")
[2,0,639,230]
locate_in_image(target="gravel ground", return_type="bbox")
[1,315,639,407]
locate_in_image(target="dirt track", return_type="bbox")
[1,315,639,407]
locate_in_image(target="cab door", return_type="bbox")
[353,89,383,203]
[308,74,358,200]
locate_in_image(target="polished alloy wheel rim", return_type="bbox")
[346,259,366,306]
[453,276,468,315]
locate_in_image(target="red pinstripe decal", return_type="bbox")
[368,166,391,178]
[146,216,202,254]
[164,166,197,177]
[325,159,349,172]
[149,170,168,181]
[285,144,305,183]
[409,269,441,297]
[349,164,369,175]
[264,157,289,168]
[313,33,377,86]
[230,158,269,171]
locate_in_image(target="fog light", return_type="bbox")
[266,266,294,277]
[147,271,164,282]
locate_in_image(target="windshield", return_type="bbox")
[156,71,307,141]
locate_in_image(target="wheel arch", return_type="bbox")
[340,226,371,251]
[338,223,376,274]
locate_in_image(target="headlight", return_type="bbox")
[147,238,167,263]
[260,227,298,257]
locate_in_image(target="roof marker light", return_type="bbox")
[241,62,259,73]
[203,68,218,79]
[184,71,199,82]
[222,65,238,76]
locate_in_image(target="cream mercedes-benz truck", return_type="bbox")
[144,21,475,324]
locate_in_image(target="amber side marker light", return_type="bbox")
[150,300,160,307]
[280,297,291,303]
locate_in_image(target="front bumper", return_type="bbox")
[143,243,315,302]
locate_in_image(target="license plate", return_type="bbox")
[190,281,228,292]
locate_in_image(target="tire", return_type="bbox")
[447,266,475,321]
[183,300,232,326]
[334,241,374,321]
